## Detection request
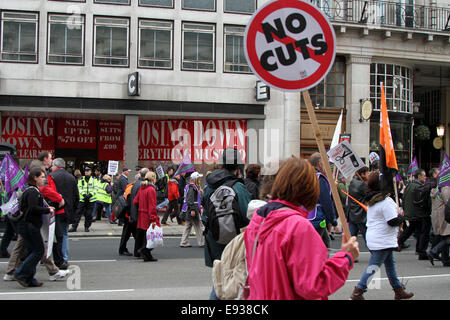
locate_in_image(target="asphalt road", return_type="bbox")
[0,235,449,300]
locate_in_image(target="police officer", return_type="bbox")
[69,167,97,232]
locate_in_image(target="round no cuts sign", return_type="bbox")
[244,0,336,91]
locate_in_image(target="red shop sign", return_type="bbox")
[98,121,124,161]
[138,119,247,163]
[0,116,55,159]
[56,118,97,149]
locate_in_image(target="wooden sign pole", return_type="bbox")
[302,91,351,240]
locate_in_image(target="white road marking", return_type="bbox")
[347,273,450,282]
[0,289,135,296]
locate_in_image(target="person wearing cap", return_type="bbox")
[180,171,204,248]
[202,148,252,299]
[69,167,97,232]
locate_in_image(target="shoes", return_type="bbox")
[29,279,43,287]
[393,286,414,300]
[49,270,69,281]
[110,220,117,224]
[180,244,192,248]
[3,274,15,281]
[350,287,365,300]
[57,261,69,270]
[1,252,10,258]
[397,243,410,252]
[68,227,77,232]
[14,276,30,288]
[85,227,90,232]
[119,250,132,256]
[427,251,439,266]
[418,255,428,261]
[161,223,170,226]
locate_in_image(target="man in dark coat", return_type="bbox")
[48,158,79,268]
[116,168,131,225]
[398,169,431,259]
[244,164,261,200]
[118,168,148,257]
[347,167,369,245]
[202,148,251,300]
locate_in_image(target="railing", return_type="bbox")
[311,0,450,33]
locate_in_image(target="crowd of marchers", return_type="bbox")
[1,148,448,300]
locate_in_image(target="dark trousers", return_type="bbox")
[349,222,367,245]
[398,217,431,256]
[161,199,181,224]
[0,217,16,255]
[135,228,153,259]
[14,221,44,285]
[72,201,94,229]
[119,220,137,255]
[430,235,450,263]
[52,214,67,266]
[314,225,331,248]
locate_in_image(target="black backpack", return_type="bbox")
[445,199,450,224]
[205,179,241,245]
[413,183,431,211]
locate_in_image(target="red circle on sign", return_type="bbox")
[245,0,336,91]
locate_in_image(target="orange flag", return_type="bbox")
[379,82,398,170]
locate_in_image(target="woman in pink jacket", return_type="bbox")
[244,157,359,300]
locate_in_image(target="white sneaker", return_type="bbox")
[49,270,69,281]
[3,274,15,281]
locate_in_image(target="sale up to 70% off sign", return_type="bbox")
[244,0,351,239]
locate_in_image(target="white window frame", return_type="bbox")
[47,14,84,65]
[1,11,39,63]
[224,0,256,14]
[223,25,251,74]
[138,19,173,69]
[139,0,173,8]
[93,16,130,67]
[182,0,216,12]
[182,22,215,72]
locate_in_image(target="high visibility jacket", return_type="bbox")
[78,176,97,203]
[96,180,112,204]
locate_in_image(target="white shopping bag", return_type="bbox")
[146,224,164,249]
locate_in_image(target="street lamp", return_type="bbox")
[437,124,445,138]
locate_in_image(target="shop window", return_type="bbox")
[224,26,250,73]
[48,14,84,65]
[1,11,39,63]
[94,0,130,4]
[139,0,173,7]
[301,56,346,108]
[224,0,256,14]
[370,63,413,113]
[139,19,173,69]
[182,22,215,71]
[94,16,129,67]
[182,0,215,11]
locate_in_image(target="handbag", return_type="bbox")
[146,224,164,249]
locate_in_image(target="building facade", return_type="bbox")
[0,0,449,176]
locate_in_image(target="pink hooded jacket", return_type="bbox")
[244,199,354,300]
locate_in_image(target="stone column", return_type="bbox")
[124,115,139,171]
[346,54,372,164]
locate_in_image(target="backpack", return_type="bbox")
[413,183,431,211]
[206,179,241,245]
[445,198,450,224]
[212,233,247,300]
[7,186,38,222]
[112,195,128,220]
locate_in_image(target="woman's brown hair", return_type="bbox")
[27,167,45,186]
[270,157,319,210]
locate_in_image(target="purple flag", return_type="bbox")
[407,156,418,175]
[438,152,450,188]
[395,173,402,182]
[0,154,27,197]
[174,152,195,176]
